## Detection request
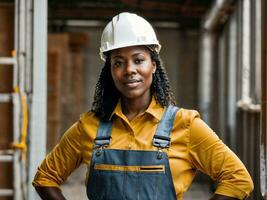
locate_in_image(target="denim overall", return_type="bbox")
[87,105,179,200]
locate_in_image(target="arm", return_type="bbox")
[32,121,83,196]
[35,186,66,200]
[188,117,253,199]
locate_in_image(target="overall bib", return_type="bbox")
[87,105,179,200]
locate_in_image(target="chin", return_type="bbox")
[121,91,142,99]
[122,91,150,100]
[123,94,141,99]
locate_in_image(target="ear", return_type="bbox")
[152,61,156,74]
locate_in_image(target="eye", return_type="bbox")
[134,58,144,64]
[112,60,124,68]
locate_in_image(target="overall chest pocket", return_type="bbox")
[90,164,166,200]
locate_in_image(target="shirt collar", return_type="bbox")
[110,96,164,121]
[110,99,124,120]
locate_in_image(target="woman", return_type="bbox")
[33,12,253,200]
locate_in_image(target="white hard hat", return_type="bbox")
[100,12,161,60]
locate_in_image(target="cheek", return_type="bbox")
[147,73,153,86]
[111,68,119,82]
[143,65,154,80]
[143,70,154,86]
[110,69,122,89]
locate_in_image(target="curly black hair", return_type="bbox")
[91,50,176,121]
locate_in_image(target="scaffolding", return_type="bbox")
[0,0,47,199]
[199,0,263,199]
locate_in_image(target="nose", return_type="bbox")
[124,60,136,75]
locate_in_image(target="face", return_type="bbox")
[110,46,156,101]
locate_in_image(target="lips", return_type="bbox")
[123,79,142,88]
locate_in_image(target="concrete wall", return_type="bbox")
[47,33,89,150]
[158,29,199,109]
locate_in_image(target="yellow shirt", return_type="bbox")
[32,98,253,199]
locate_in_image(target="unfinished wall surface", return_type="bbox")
[47,34,70,151]
[62,26,103,110]
[47,33,88,151]
[67,32,88,126]
[0,4,14,200]
[159,29,199,109]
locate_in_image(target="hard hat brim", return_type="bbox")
[100,43,161,61]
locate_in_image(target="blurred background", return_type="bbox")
[0,0,266,199]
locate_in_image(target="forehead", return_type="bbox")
[111,46,150,58]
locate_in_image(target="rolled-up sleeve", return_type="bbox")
[32,120,83,188]
[188,117,254,199]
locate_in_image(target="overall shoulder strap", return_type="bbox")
[152,105,179,148]
[94,121,112,148]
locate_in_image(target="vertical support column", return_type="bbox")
[25,0,33,93]
[218,30,227,141]
[255,0,262,102]
[227,12,237,151]
[13,1,21,199]
[260,0,267,198]
[27,0,47,199]
[241,0,251,104]
[198,32,215,125]
[235,0,251,167]
[14,0,27,199]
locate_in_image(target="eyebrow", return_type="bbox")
[111,55,123,59]
[112,52,144,59]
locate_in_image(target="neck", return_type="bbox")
[121,94,152,121]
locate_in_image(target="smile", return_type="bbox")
[123,79,142,88]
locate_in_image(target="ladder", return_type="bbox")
[0,0,28,199]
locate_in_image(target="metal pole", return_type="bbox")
[255,0,262,103]
[198,31,215,125]
[260,0,267,198]
[199,0,234,125]
[203,0,233,31]
[241,0,251,104]
[227,11,237,151]
[14,0,22,199]
[25,0,33,93]
[27,0,47,199]
[218,30,227,141]
[18,1,28,199]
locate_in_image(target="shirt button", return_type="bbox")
[128,144,132,149]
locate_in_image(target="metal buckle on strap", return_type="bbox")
[152,135,171,148]
[94,136,112,148]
